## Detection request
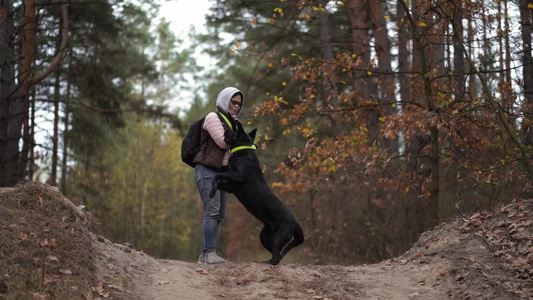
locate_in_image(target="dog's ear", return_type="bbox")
[248,128,257,141]
[237,122,245,134]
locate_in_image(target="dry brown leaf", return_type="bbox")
[18,232,28,240]
[47,255,59,262]
[60,269,72,275]
[94,281,105,295]
[411,252,422,260]
[195,268,209,275]
[43,275,55,285]
[32,293,46,300]
[512,257,528,268]
[107,284,124,291]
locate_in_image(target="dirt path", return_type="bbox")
[1,184,530,300]
[125,257,450,300]
[94,235,460,300]
[94,199,532,300]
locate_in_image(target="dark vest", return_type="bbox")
[193,111,235,169]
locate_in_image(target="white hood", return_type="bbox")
[216,87,244,116]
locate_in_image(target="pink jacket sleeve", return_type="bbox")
[203,112,230,150]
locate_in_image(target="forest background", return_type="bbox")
[0,0,532,265]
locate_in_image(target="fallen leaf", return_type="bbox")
[39,238,57,248]
[19,232,28,240]
[47,255,59,262]
[107,284,124,291]
[43,275,55,285]
[411,252,422,260]
[512,257,527,268]
[195,268,209,275]
[32,293,46,300]
[94,281,107,297]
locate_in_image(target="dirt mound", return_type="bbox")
[1,182,531,299]
[0,182,97,299]
[0,182,153,300]
[399,200,532,299]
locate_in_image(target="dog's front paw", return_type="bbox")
[224,130,237,144]
[265,258,280,265]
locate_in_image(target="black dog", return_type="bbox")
[209,125,304,265]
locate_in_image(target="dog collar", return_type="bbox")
[231,145,257,153]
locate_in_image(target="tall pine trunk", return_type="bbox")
[370,0,398,155]
[1,1,68,186]
[0,0,14,186]
[520,0,533,146]
[4,0,37,186]
[318,0,343,135]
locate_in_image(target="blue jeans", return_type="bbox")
[195,164,229,251]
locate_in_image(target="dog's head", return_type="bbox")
[225,124,257,149]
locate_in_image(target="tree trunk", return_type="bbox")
[0,0,14,187]
[520,0,533,146]
[399,0,438,229]
[2,1,68,186]
[318,0,343,135]
[467,7,476,101]
[369,0,398,155]
[452,0,465,102]
[51,61,61,186]
[61,57,72,193]
[397,0,411,114]
[4,0,37,186]
[346,0,373,101]
[346,0,378,148]
[28,87,36,180]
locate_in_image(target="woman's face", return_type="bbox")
[228,94,242,116]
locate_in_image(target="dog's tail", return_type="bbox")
[281,222,305,257]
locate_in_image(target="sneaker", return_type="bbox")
[204,251,226,264]
[198,252,206,265]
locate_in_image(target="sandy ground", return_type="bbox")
[95,236,450,300]
[94,200,532,300]
[1,183,531,300]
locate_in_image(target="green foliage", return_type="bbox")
[60,0,197,259]
[88,118,198,260]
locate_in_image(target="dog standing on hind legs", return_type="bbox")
[209,125,304,265]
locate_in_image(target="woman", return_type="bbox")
[194,86,244,264]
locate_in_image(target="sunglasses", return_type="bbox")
[230,100,243,107]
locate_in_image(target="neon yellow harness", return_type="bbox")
[231,145,257,153]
